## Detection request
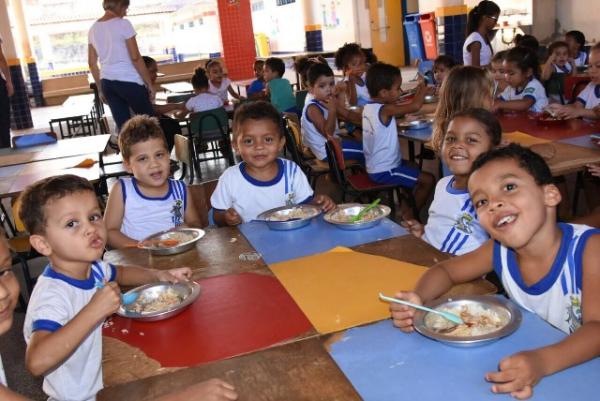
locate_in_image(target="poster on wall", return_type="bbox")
[320,0,342,29]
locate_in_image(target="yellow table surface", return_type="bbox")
[270,247,427,334]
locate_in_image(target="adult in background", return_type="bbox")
[0,34,13,149]
[88,0,155,148]
[462,0,500,67]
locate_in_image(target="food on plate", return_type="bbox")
[140,231,197,248]
[425,303,508,336]
[129,288,184,314]
[329,207,380,223]
[267,207,316,221]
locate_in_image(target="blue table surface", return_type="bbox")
[330,307,600,401]
[238,216,407,264]
[558,134,600,149]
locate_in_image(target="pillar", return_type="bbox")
[216,0,256,81]
[0,0,32,130]
[11,0,42,106]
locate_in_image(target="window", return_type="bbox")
[276,0,295,5]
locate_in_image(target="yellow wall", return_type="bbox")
[368,0,406,66]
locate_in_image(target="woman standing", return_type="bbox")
[0,34,13,149]
[462,1,500,67]
[88,0,155,147]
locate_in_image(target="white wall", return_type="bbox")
[556,0,600,43]
[417,0,462,14]
[251,1,305,52]
[355,0,371,48]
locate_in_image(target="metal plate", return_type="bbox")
[398,119,432,130]
[257,204,321,230]
[423,94,438,104]
[117,281,201,322]
[139,228,205,256]
[414,296,522,347]
[323,203,391,230]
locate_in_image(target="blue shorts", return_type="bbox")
[323,139,364,163]
[369,162,420,189]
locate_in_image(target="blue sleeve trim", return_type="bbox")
[378,105,392,127]
[32,319,62,333]
[108,263,117,282]
[182,182,188,211]
[120,179,127,203]
[492,240,503,277]
[576,97,586,106]
[573,229,600,291]
[523,94,536,102]
[305,103,323,125]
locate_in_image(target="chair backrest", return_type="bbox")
[189,107,229,137]
[295,90,308,112]
[325,138,346,185]
[187,179,219,228]
[282,118,305,168]
[174,134,191,166]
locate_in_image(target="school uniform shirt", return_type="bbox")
[463,31,493,66]
[0,35,5,81]
[211,158,313,223]
[185,92,223,113]
[247,79,265,96]
[362,102,401,174]
[209,77,232,102]
[422,176,489,255]
[120,177,187,241]
[267,78,296,113]
[301,99,341,160]
[576,82,600,110]
[346,73,371,106]
[494,223,600,334]
[0,353,6,386]
[24,261,117,401]
[574,51,587,67]
[499,78,548,112]
[552,63,573,74]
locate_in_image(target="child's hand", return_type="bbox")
[335,81,347,94]
[89,282,121,319]
[225,208,242,226]
[169,378,238,401]
[389,291,422,332]
[157,267,193,283]
[486,350,546,399]
[401,219,424,238]
[587,163,600,177]
[312,194,336,212]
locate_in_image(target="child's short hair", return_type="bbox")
[232,101,282,140]
[514,34,540,53]
[191,67,209,90]
[449,108,502,147]
[547,41,569,57]
[264,57,285,78]
[365,62,400,98]
[362,48,378,65]
[19,175,96,235]
[205,59,221,71]
[566,30,586,51]
[491,50,507,64]
[471,143,553,186]
[334,42,363,70]
[505,46,540,79]
[295,56,327,88]
[103,0,129,12]
[253,59,265,70]
[433,55,457,70]
[306,63,334,86]
[118,115,167,161]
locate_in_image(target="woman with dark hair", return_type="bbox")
[462,0,500,67]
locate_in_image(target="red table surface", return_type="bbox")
[497,111,600,140]
[103,272,313,367]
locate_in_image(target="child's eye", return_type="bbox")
[0,268,13,278]
[66,220,79,228]
[242,138,253,145]
[467,137,479,144]
[90,214,102,222]
[474,199,488,209]
[504,183,517,191]
[137,156,147,162]
[264,137,274,144]
[445,136,456,143]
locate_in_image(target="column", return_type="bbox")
[11,0,42,106]
[0,0,32,130]
[216,0,256,81]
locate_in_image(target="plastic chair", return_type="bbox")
[6,198,37,298]
[295,90,308,112]
[187,179,219,228]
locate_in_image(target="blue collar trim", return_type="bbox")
[240,159,284,187]
[42,264,96,290]
[594,84,600,99]
[445,177,469,194]
[132,177,173,201]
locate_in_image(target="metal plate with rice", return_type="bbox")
[398,119,432,130]
[117,281,201,322]
[257,204,321,230]
[139,228,205,256]
[414,295,522,347]
[324,203,391,230]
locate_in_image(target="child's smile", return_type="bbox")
[235,119,285,179]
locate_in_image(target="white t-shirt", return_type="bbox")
[574,51,587,67]
[211,158,313,223]
[88,18,144,85]
[576,83,600,110]
[552,63,573,74]
[24,261,117,401]
[209,77,232,102]
[301,99,341,160]
[362,102,401,174]
[346,73,371,106]
[499,77,548,112]
[0,354,6,386]
[422,176,489,255]
[185,92,223,113]
[463,31,493,66]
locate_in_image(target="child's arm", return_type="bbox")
[26,283,122,376]
[334,83,363,126]
[306,102,337,138]
[104,181,138,249]
[227,85,244,100]
[486,234,600,399]
[390,241,494,331]
[0,385,33,400]
[346,76,359,105]
[310,194,335,212]
[151,379,238,401]
[468,41,482,67]
[540,53,556,81]
[115,264,192,286]
[400,219,425,238]
[213,208,242,227]
[183,186,202,228]
[494,96,535,112]
[546,102,598,119]
[381,83,430,121]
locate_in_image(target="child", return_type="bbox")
[490,50,508,98]
[19,175,196,401]
[403,108,501,255]
[175,68,223,119]
[432,55,456,91]
[335,43,370,106]
[104,115,201,248]
[546,42,600,120]
[211,101,335,225]
[495,46,548,113]
[205,60,243,103]
[513,34,540,55]
[362,62,435,216]
[247,60,266,100]
[390,144,600,399]
[301,63,363,162]
[263,57,297,114]
[463,0,500,67]
[541,41,577,104]
[294,55,327,90]
[565,30,587,67]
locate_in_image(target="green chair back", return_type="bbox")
[295,90,308,112]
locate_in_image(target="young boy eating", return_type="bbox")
[211,101,335,225]
[104,115,201,248]
[390,144,600,399]
[20,175,193,401]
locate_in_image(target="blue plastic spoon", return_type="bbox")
[95,280,139,305]
[379,292,464,325]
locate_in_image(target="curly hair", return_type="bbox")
[118,115,167,161]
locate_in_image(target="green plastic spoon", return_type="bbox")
[378,292,464,325]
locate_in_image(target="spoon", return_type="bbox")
[95,280,139,305]
[378,293,464,325]
[351,198,381,223]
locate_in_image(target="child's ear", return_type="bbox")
[543,183,562,207]
[122,159,133,174]
[278,135,286,151]
[29,234,52,257]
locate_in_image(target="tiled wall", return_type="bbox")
[217,0,256,81]
[9,63,33,129]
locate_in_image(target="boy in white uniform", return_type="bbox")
[211,101,335,225]
[21,175,192,401]
[390,144,600,399]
